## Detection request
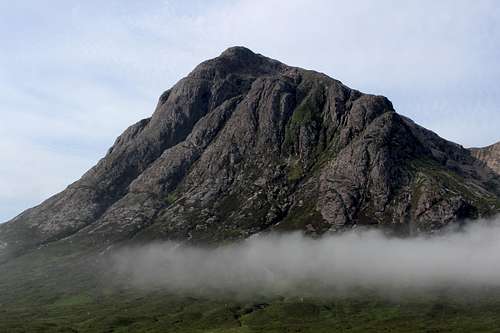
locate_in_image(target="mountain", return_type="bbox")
[1,46,499,263]
[470,142,500,175]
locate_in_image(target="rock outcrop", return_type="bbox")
[470,142,500,175]
[1,47,499,262]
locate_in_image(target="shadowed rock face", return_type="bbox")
[1,47,499,262]
[470,142,500,175]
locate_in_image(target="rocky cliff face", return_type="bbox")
[1,47,499,262]
[470,142,500,175]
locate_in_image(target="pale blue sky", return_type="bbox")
[1,0,499,222]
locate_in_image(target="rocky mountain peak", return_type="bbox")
[1,47,499,263]
[188,46,285,81]
[219,45,259,59]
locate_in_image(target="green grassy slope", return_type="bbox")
[5,289,500,333]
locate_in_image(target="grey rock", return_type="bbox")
[470,142,500,175]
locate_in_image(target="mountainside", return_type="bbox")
[1,46,500,263]
[471,142,500,175]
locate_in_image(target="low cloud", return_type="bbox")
[110,217,500,298]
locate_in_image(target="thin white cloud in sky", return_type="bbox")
[0,0,499,222]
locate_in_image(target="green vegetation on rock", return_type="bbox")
[284,85,324,150]
[165,192,178,205]
[287,161,303,182]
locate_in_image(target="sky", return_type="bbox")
[0,0,499,222]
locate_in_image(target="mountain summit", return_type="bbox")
[1,47,499,262]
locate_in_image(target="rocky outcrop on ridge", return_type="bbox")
[471,142,500,175]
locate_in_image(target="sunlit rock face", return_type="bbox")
[1,46,499,263]
[471,142,500,175]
